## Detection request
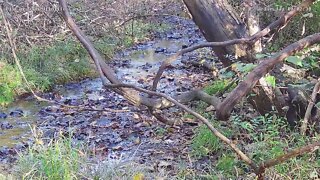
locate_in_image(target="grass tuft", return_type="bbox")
[15,129,88,180]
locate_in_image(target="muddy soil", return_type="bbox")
[0,16,218,175]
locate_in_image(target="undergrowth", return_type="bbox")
[183,79,320,179]
[16,134,87,180]
[14,129,164,180]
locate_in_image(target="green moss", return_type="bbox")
[203,80,233,95]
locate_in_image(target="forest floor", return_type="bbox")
[1,1,320,179]
[0,15,224,179]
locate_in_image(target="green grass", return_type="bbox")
[189,112,320,179]
[191,124,221,158]
[0,62,22,106]
[16,136,87,180]
[0,19,171,105]
[188,77,320,178]
[0,38,98,105]
[15,135,166,180]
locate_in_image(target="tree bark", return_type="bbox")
[183,0,254,66]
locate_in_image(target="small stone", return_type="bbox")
[155,47,165,53]
[167,33,182,39]
[1,122,13,129]
[96,118,111,126]
[9,109,24,117]
[0,112,7,119]
[205,105,215,112]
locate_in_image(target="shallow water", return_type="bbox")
[0,34,190,148]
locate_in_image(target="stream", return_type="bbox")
[0,16,215,173]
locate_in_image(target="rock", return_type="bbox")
[87,92,104,101]
[1,122,13,129]
[96,118,111,126]
[43,115,56,122]
[0,147,9,155]
[14,143,25,150]
[9,109,24,117]
[155,47,166,53]
[158,161,172,168]
[0,112,7,119]
[167,33,182,39]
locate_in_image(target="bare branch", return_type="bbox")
[152,0,317,92]
[300,80,320,135]
[249,0,316,41]
[216,33,320,120]
[152,39,249,91]
[106,83,258,171]
[257,141,320,176]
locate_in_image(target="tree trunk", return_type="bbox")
[183,0,254,66]
[183,0,288,118]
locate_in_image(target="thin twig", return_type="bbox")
[152,0,317,92]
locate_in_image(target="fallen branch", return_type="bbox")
[152,0,316,92]
[0,6,138,115]
[152,39,248,91]
[57,1,320,178]
[257,140,320,176]
[300,80,320,135]
[216,33,320,120]
[57,0,221,121]
[249,0,316,41]
[106,83,257,170]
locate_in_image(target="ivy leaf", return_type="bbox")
[286,56,303,67]
[265,75,276,88]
